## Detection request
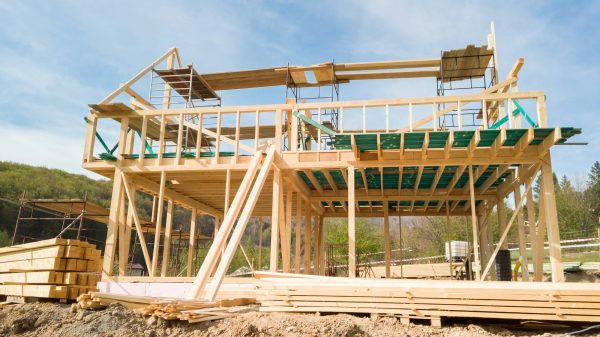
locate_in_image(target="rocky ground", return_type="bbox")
[0,302,598,337]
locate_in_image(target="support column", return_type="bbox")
[283,185,293,272]
[258,217,264,271]
[295,196,302,273]
[117,186,127,275]
[314,214,321,275]
[535,179,547,281]
[348,166,356,278]
[398,215,403,278]
[446,200,453,279]
[514,186,530,281]
[318,215,325,275]
[187,208,197,277]
[151,170,167,276]
[383,200,390,278]
[497,200,508,249]
[468,165,481,280]
[103,168,124,277]
[120,184,135,275]
[304,201,312,274]
[540,153,564,282]
[525,185,541,281]
[161,200,174,277]
[270,169,281,272]
[104,117,129,277]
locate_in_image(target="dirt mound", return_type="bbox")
[0,302,595,337]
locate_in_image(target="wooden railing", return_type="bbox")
[85,88,546,163]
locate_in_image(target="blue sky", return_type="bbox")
[0,0,598,185]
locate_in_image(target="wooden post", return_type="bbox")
[314,214,321,275]
[399,215,403,278]
[468,165,481,280]
[534,182,546,281]
[203,146,276,301]
[283,186,293,272]
[120,183,135,275]
[348,166,356,278]
[497,200,508,249]
[540,153,564,282]
[258,217,264,271]
[117,186,127,275]
[295,196,302,273]
[121,174,152,272]
[188,148,265,298]
[161,200,174,277]
[446,200,453,279]
[318,215,325,275]
[514,186,530,281]
[187,208,197,277]
[383,200,390,278]
[151,171,167,276]
[103,168,124,277]
[304,200,312,274]
[270,168,282,272]
[480,181,535,280]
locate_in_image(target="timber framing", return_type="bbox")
[85,23,581,314]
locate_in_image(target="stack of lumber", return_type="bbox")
[370,262,463,279]
[257,274,600,323]
[77,292,256,323]
[0,238,101,301]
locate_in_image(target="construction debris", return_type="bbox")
[76,292,257,323]
[0,238,101,301]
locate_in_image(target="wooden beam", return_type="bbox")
[129,174,221,217]
[270,168,282,272]
[540,153,564,282]
[204,146,276,301]
[481,179,535,280]
[186,208,197,277]
[468,165,481,280]
[514,186,529,281]
[384,200,390,278]
[151,170,167,276]
[348,166,356,278]
[99,47,178,104]
[295,196,302,273]
[187,149,264,299]
[304,199,312,274]
[304,170,324,194]
[160,200,174,276]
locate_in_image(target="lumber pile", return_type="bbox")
[77,292,257,323]
[370,262,463,279]
[257,274,600,323]
[0,238,101,301]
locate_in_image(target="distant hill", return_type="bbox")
[0,161,113,246]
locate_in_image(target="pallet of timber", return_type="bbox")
[256,275,600,323]
[0,239,102,301]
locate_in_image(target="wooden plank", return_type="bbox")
[348,166,356,278]
[204,146,276,301]
[187,149,265,299]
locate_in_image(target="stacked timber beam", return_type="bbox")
[257,275,600,323]
[0,239,101,301]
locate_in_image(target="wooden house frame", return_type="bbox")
[83,25,580,301]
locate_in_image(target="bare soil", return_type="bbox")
[0,302,598,337]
